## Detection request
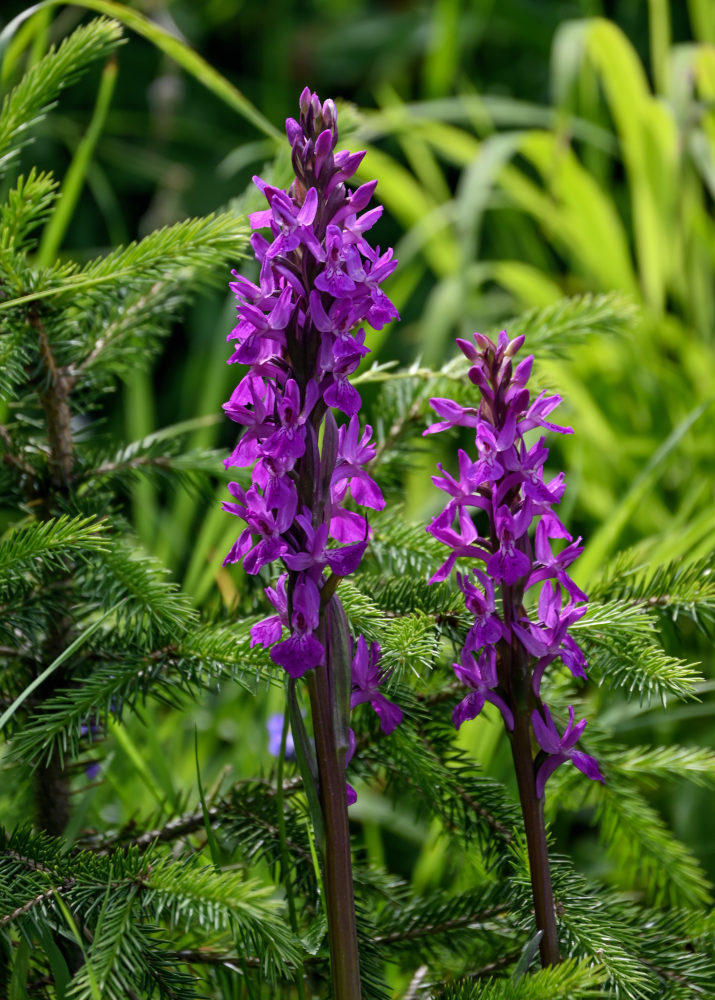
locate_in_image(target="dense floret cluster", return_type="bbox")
[222,88,402,793]
[425,331,603,796]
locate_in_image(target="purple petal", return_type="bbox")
[250,615,283,648]
[326,540,368,577]
[571,750,605,784]
[531,707,561,755]
[330,508,370,543]
[349,472,385,510]
[484,691,515,732]
[452,690,487,729]
[486,546,531,585]
[428,552,458,585]
[324,379,361,416]
[298,187,318,224]
[535,754,564,799]
[271,633,325,678]
[243,537,287,575]
[371,694,403,735]
[350,635,369,686]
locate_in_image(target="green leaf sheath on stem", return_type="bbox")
[288,678,324,851]
[275,707,307,1000]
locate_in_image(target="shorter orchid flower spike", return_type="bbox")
[425,328,600,796]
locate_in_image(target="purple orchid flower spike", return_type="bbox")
[532,705,605,799]
[221,89,399,679]
[425,327,598,968]
[221,90,404,997]
[424,329,593,749]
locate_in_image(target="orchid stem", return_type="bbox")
[306,661,362,999]
[502,579,560,968]
[508,707,561,967]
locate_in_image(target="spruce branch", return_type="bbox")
[0,211,248,314]
[0,18,125,174]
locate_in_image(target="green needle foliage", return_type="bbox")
[1,5,715,999]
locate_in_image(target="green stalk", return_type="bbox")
[306,657,361,999]
[36,55,118,268]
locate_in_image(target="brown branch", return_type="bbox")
[67,279,165,389]
[3,850,55,873]
[0,423,36,478]
[417,731,513,842]
[0,645,36,661]
[172,913,517,976]
[0,878,76,926]
[78,777,304,854]
[33,313,74,489]
[373,906,508,946]
[639,954,705,990]
[29,310,76,836]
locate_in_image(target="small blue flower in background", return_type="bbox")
[266,713,296,760]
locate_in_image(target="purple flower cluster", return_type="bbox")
[222,88,398,682]
[222,89,405,808]
[425,331,603,797]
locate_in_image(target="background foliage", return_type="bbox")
[1,0,714,996]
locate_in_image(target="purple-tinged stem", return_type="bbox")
[508,707,560,967]
[501,583,560,968]
[305,653,361,999]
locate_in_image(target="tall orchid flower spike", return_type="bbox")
[221,88,402,1000]
[425,329,602,969]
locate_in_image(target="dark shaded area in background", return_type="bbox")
[1,0,697,239]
